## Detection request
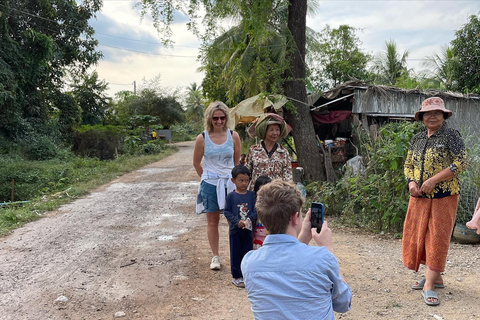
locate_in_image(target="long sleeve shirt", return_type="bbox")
[223,190,257,235]
[404,122,467,198]
[241,234,352,320]
[246,142,292,191]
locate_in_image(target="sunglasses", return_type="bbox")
[212,116,226,121]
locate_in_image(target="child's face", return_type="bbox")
[232,173,250,192]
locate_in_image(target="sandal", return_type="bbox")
[422,290,440,306]
[412,278,445,290]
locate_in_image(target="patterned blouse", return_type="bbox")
[246,142,293,191]
[404,122,468,198]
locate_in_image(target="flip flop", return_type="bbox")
[422,290,440,306]
[412,278,445,290]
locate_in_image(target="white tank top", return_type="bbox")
[202,130,234,184]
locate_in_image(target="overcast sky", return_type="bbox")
[89,1,480,98]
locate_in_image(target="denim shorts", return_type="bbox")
[200,181,221,213]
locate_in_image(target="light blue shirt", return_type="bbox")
[241,234,352,320]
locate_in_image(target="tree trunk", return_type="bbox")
[284,0,326,183]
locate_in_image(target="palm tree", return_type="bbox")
[185,82,205,122]
[199,0,320,102]
[371,40,409,86]
[422,45,455,90]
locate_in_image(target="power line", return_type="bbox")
[98,43,198,57]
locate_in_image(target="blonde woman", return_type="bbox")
[193,101,241,270]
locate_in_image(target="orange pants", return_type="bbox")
[402,195,459,273]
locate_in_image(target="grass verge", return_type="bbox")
[0,147,178,237]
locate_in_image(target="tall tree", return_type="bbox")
[284,0,325,182]
[0,0,102,139]
[451,12,480,94]
[122,89,185,128]
[140,0,325,182]
[371,40,409,86]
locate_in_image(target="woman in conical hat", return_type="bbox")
[245,113,293,191]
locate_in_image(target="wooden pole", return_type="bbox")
[11,179,14,202]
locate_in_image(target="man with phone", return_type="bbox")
[241,180,351,320]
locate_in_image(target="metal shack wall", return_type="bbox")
[352,89,480,143]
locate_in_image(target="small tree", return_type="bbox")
[70,71,110,125]
[309,25,371,90]
[451,12,480,94]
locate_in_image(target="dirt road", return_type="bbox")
[1,141,479,320]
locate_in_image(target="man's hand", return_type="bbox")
[238,220,246,229]
[298,208,313,244]
[312,221,334,253]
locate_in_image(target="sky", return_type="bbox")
[88,1,480,99]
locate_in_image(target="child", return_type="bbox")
[224,165,257,288]
[252,176,272,249]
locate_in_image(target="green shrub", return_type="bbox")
[307,121,422,233]
[21,134,60,160]
[143,140,163,154]
[308,121,480,233]
[72,125,124,160]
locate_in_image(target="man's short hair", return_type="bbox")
[256,179,304,234]
[231,165,251,178]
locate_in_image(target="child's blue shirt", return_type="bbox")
[224,190,257,235]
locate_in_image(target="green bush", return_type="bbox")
[308,121,480,233]
[21,134,60,160]
[307,121,422,233]
[72,125,124,160]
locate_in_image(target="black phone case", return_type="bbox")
[310,202,324,233]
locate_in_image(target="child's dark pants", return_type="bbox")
[229,229,253,278]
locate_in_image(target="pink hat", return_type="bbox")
[414,97,452,121]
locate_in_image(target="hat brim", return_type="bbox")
[248,114,291,139]
[414,107,453,121]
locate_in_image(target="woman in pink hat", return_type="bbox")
[402,97,468,306]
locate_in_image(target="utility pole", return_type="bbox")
[133,80,136,95]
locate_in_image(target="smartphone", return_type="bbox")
[310,202,324,233]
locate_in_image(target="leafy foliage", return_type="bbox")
[0,0,102,140]
[308,25,371,90]
[421,45,455,91]
[371,40,409,86]
[307,121,423,233]
[109,89,185,128]
[70,71,110,125]
[72,125,124,160]
[185,82,205,122]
